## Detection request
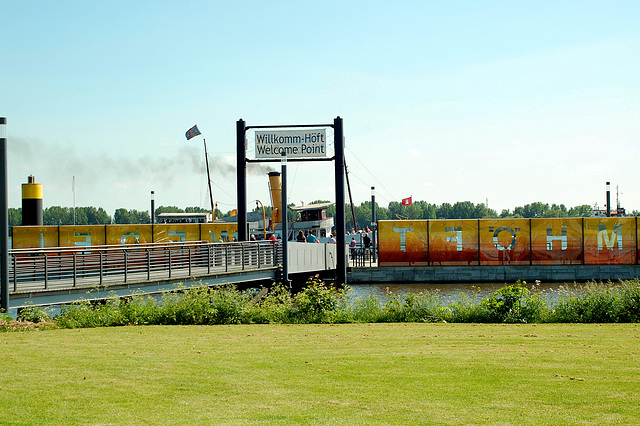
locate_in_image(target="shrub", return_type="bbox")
[480,281,546,323]
[17,305,52,323]
[1,309,13,322]
[43,279,640,329]
[443,294,493,323]
[209,285,251,324]
[376,290,444,323]
[618,279,640,323]
[250,284,294,323]
[550,282,624,323]
[347,292,385,323]
[290,276,346,323]
[158,286,218,325]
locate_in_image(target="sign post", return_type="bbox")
[1,117,8,313]
[236,118,347,286]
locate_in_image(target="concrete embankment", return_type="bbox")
[348,265,640,284]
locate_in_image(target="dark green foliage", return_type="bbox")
[17,305,52,323]
[618,280,640,322]
[113,208,150,224]
[289,276,346,323]
[441,292,493,323]
[480,281,547,323]
[45,279,640,329]
[550,282,623,323]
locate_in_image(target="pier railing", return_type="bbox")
[9,240,278,293]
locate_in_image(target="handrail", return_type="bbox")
[9,240,278,293]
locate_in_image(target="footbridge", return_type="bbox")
[7,241,337,310]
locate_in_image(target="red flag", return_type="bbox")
[402,196,412,206]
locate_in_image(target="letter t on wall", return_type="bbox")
[393,227,413,252]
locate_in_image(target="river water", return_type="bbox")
[347,282,574,306]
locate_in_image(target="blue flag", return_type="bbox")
[185,125,201,140]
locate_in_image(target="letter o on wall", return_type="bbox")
[493,226,516,251]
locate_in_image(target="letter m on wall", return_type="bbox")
[597,224,622,250]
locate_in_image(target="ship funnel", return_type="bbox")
[22,175,43,226]
[268,172,282,224]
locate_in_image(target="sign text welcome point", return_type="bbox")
[254,129,326,159]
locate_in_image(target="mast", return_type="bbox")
[203,139,215,220]
[344,157,357,231]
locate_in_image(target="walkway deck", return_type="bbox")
[6,240,337,309]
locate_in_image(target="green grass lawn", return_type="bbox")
[1,323,639,425]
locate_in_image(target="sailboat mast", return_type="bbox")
[203,139,215,220]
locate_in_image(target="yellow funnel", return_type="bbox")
[268,172,282,224]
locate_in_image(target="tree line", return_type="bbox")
[328,200,606,232]
[8,200,638,233]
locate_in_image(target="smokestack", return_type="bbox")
[268,172,282,225]
[22,175,43,226]
[606,181,611,217]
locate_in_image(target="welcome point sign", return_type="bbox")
[254,129,326,159]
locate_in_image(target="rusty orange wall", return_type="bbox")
[379,218,639,267]
[478,219,531,265]
[530,218,583,265]
[583,217,636,265]
[11,223,239,247]
[378,220,429,266]
[429,219,479,265]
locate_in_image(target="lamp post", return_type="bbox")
[281,152,290,289]
[371,186,377,262]
[1,117,8,313]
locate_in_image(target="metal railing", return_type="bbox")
[349,243,377,267]
[9,240,278,293]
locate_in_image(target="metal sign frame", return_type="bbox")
[236,117,346,286]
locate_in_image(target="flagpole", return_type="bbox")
[411,195,414,219]
[203,139,215,220]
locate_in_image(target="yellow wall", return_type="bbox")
[13,217,640,267]
[58,226,106,247]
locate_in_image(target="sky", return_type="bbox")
[1,1,639,217]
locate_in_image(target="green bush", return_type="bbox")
[209,285,251,324]
[17,305,52,323]
[347,293,385,323]
[290,276,346,323]
[47,279,640,329]
[159,286,218,325]
[618,279,640,322]
[442,294,493,323]
[480,281,546,323]
[1,309,13,322]
[376,290,444,323]
[550,282,626,323]
[249,284,294,324]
